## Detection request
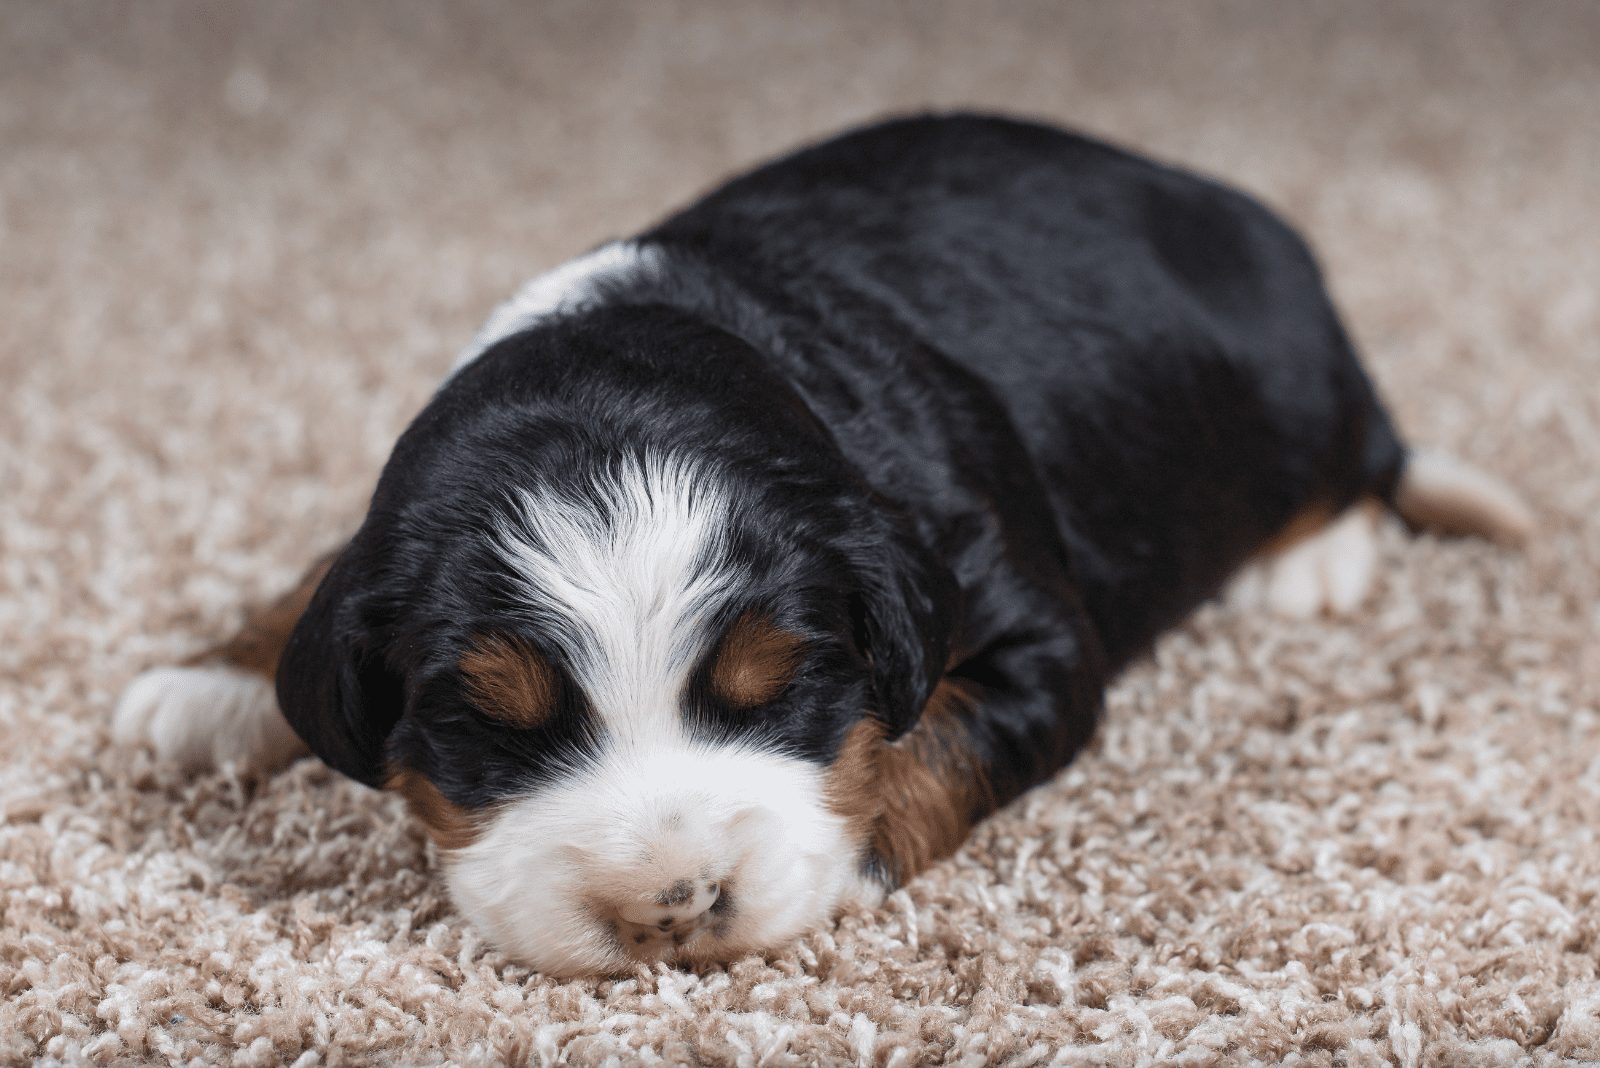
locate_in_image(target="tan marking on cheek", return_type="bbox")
[710,612,805,708]
[826,679,992,885]
[387,768,483,852]
[459,635,556,728]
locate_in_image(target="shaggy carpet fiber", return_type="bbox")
[3,2,1598,1064]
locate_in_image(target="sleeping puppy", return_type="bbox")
[114,114,1532,977]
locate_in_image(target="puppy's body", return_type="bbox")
[116,115,1530,976]
[642,114,1406,666]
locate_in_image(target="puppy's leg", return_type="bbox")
[1391,448,1534,547]
[1233,450,1534,619]
[114,554,334,772]
[1230,502,1383,618]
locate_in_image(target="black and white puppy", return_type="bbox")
[115,114,1532,977]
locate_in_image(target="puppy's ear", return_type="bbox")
[276,548,405,786]
[847,499,959,740]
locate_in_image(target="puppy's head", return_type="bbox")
[278,343,956,975]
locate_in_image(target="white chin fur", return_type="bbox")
[445,739,869,977]
[113,664,306,772]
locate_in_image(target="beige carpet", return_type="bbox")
[3,2,1598,1063]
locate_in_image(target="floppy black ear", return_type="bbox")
[275,550,406,787]
[847,499,959,740]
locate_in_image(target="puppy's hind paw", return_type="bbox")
[113,664,306,773]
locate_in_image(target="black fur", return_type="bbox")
[278,114,1404,871]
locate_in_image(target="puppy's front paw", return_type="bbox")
[113,665,306,773]
[1230,504,1382,619]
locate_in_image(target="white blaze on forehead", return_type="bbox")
[492,453,738,739]
[452,240,666,372]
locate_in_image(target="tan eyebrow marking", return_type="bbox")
[709,611,805,708]
[459,634,556,728]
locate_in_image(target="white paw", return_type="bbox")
[1231,505,1381,619]
[113,664,307,772]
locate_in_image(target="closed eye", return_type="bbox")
[707,611,806,709]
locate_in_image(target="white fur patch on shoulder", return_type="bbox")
[452,241,666,372]
[113,664,306,772]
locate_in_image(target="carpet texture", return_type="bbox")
[3,2,1599,1064]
